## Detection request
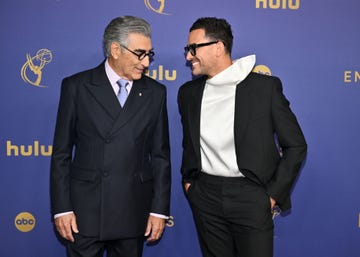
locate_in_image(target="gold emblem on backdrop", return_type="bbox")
[14,212,36,232]
[252,65,272,76]
[20,48,52,88]
[144,0,171,15]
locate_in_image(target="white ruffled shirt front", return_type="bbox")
[200,55,256,177]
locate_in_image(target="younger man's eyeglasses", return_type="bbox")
[184,41,219,56]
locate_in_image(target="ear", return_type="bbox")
[110,42,121,59]
[215,41,226,57]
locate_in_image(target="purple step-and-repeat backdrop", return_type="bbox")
[1,0,359,256]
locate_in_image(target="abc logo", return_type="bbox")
[14,212,36,232]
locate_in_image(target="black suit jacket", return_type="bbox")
[50,62,171,240]
[178,72,306,211]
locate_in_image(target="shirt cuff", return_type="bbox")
[55,211,167,220]
[150,212,169,219]
[54,211,74,219]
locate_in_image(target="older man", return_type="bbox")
[50,16,171,257]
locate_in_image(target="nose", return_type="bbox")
[141,56,150,67]
[185,51,193,61]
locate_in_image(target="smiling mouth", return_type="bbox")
[135,67,145,73]
[192,61,199,68]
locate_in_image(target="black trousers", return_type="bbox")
[187,172,274,257]
[66,233,144,257]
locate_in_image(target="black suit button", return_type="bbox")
[105,139,111,143]
[103,171,109,177]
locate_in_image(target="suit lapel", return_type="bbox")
[186,75,253,171]
[188,77,252,162]
[84,64,152,136]
[234,79,252,145]
[188,78,206,162]
[110,77,151,134]
[85,62,121,121]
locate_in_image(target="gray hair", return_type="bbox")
[103,16,152,57]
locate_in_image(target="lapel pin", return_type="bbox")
[139,92,142,96]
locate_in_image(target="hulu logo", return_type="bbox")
[146,65,177,81]
[6,140,52,157]
[256,0,300,9]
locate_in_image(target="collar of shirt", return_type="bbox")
[105,59,133,95]
[206,54,256,87]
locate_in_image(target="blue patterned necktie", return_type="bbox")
[116,79,129,107]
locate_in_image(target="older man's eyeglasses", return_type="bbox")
[120,44,155,61]
[184,41,219,56]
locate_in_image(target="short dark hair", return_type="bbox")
[189,17,233,55]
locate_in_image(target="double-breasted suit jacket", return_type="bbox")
[50,62,171,240]
[178,72,307,211]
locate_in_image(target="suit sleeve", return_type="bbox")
[50,77,77,215]
[149,86,171,216]
[177,86,188,181]
[266,77,307,210]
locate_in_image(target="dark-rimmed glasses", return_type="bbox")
[120,44,155,61]
[184,41,219,56]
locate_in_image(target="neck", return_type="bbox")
[107,57,127,79]
[208,57,233,79]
